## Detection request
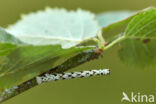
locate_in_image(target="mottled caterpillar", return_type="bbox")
[36,69,110,85]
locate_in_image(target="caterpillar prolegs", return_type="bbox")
[36,69,110,85]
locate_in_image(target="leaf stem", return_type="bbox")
[104,35,125,50]
[97,30,105,47]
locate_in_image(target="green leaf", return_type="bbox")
[0,44,92,90]
[0,8,98,90]
[96,11,135,28]
[7,8,100,49]
[119,7,156,67]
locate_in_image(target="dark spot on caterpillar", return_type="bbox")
[77,74,81,76]
[62,77,66,80]
[71,76,75,78]
[93,71,96,74]
[86,72,89,75]
[107,70,110,75]
[97,73,100,75]
[53,74,57,76]
[143,38,150,44]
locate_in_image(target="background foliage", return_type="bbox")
[0,0,156,104]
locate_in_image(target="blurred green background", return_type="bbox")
[0,0,156,104]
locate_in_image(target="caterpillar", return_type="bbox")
[36,69,110,85]
[1,69,110,96]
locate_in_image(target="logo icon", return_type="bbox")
[121,92,155,103]
[121,92,131,102]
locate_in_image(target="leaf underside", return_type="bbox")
[7,8,100,49]
[119,8,156,67]
[96,11,135,27]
